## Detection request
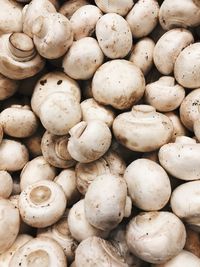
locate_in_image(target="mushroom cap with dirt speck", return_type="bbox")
[95,0,134,16]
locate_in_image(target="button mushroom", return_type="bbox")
[0,171,13,199]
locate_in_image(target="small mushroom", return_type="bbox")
[59,0,89,19]
[0,73,19,100]
[19,180,67,228]
[23,129,43,157]
[0,171,13,198]
[94,0,133,16]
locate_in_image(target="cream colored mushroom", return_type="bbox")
[9,237,67,267]
[95,0,133,16]
[0,124,4,145]
[38,215,78,262]
[81,98,115,128]
[32,12,73,59]
[0,171,13,198]
[63,37,104,80]
[75,236,128,267]
[41,131,76,168]
[145,76,185,112]
[174,43,200,89]
[84,174,131,231]
[54,168,80,206]
[113,105,173,152]
[124,158,171,211]
[171,180,200,230]
[129,37,155,75]
[0,198,20,253]
[59,0,89,19]
[39,92,82,135]
[23,129,43,157]
[96,13,132,59]
[92,60,145,110]
[0,74,19,100]
[20,156,56,191]
[185,228,200,258]
[126,211,186,264]
[67,120,112,163]
[75,149,126,195]
[70,5,102,40]
[68,199,109,242]
[159,136,200,181]
[126,0,159,38]
[153,28,194,75]
[19,180,67,227]
[159,0,200,30]
[31,71,81,117]
[0,32,45,80]
[0,105,38,138]
[0,139,29,171]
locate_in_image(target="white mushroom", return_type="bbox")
[94,0,134,16]
[0,171,13,198]
[0,74,19,100]
[59,0,89,19]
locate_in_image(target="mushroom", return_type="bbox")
[0,73,19,100]
[0,105,38,138]
[0,139,29,171]
[185,228,200,258]
[92,60,145,110]
[96,13,132,59]
[113,105,173,152]
[59,0,89,19]
[68,199,109,242]
[126,211,186,264]
[19,180,67,228]
[124,158,171,211]
[153,28,194,75]
[70,5,102,40]
[145,76,185,112]
[159,136,200,181]
[94,0,134,16]
[0,198,20,253]
[20,156,56,191]
[23,129,43,157]
[84,174,131,231]
[129,37,155,75]
[0,32,45,80]
[126,0,159,39]
[63,37,104,80]
[0,171,13,198]
[67,120,112,163]
[9,236,67,267]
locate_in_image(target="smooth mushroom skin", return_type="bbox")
[185,228,200,258]
[75,150,126,195]
[41,131,76,169]
[0,199,20,254]
[54,168,80,206]
[174,43,200,89]
[151,250,200,267]
[84,174,131,231]
[19,180,67,228]
[75,236,129,267]
[0,139,29,171]
[59,0,89,19]
[33,12,73,59]
[0,105,38,138]
[171,180,200,230]
[0,0,23,34]
[126,0,159,39]
[0,171,13,198]
[159,136,200,181]
[70,5,102,40]
[0,33,45,80]
[94,0,134,16]
[153,28,194,75]
[159,0,200,30]
[129,37,155,75]
[96,13,132,59]
[31,71,81,117]
[145,76,185,112]
[37,216,78,262]
[113,105,173,152]
[63,37,104,80]
[0,73,19,100]
[9,237,67,267]
[39,92,82,135]
[68,199,109,242]
[67,120,112,163]
[92,60,145,110]
[70,262,76,267]
[194,118,200,141]
[124,159,171,211]
[81,98,115,128]
[126,212,186,264]
[20,156,56,191]
[22,0,56,37]
[23,130,43,157]
[165,112,189,142]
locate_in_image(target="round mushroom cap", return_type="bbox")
[95,0,133,16]
[0,73,19,100]
[59,0,89,19]
[0,170,13,198]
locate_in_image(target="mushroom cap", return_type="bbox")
[95,0,134,16]
[59,0,89,19]
[0,170,13,198]
[0,73,19,100]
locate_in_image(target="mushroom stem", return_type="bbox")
[55,136,72,161]
[131,105,156,117]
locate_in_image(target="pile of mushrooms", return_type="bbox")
[0,0,200,266]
